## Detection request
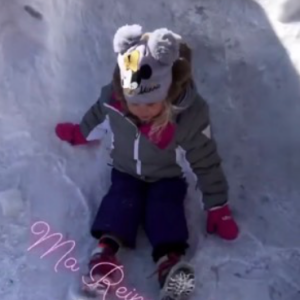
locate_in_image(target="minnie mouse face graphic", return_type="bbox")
[118,44,161,97]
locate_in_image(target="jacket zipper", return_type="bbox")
[104,103,142,176]
[134,132,142,175]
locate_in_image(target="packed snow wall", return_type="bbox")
[0,1,299,300]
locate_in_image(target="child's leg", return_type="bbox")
[82,169,146,295]
[91,168,146,248]
[144,177,195,300]
[144,176,189,262]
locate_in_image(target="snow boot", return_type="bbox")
[81,243,122,297]
[157,253,196,300]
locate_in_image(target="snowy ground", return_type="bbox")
[1,0,300,300]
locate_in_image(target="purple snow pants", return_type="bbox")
[91,168,189,262]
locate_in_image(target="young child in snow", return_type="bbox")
[55,25,239,300]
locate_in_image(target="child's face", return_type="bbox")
[127,102,164,122]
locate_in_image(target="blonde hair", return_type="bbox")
[148,101,173,141]
[112,42,193,140]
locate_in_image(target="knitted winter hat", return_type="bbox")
[113,24,182,104]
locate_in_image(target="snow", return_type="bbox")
[274,0,300,23]
[0,0,300,300]
[0,189,24,217]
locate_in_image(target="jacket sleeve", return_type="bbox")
[178,95,229,210]
[79,85,111,141]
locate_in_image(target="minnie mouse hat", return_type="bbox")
[113,24,182,104]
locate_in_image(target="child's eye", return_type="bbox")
[146,103,155,107]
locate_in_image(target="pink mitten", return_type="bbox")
[206,204,239,240]
[55,123,88,145]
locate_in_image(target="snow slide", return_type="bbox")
[0,1,300,300]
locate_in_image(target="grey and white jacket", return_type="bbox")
[79,83,229,209]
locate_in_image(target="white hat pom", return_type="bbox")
[148,28,181,65]
[113,24,143,53]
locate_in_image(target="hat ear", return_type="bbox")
[148,28,181,66]
[113,24,143,54]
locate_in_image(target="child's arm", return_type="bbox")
[179,98,228,209]
[78,99,107,142]
[178,94,239,239]
[55,85,110,145]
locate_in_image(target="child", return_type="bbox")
[55,25,239,300]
